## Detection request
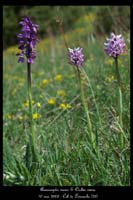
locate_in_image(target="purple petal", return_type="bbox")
[18,56,25,63]
[27,58,34,63]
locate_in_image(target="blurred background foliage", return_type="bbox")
[3,6,130,49]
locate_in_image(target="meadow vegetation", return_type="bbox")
[3,6,130,186]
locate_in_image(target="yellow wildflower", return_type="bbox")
[32,100,35,104]
[36,102,41,108]
[54,74,63,81]
[60,103,72,110]
[48,98,56,105]
[41,79,49,87]
[7,114,14,120]
[32,113,41,120]
[57,90,66,98]
[24,100,35,107]
[105,75,115,82]
[24,101,29,107]
[18,115,23,120]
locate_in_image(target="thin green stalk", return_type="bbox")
[77,67,95,149]
[27,63,38,163]
[82,68,102,128]
[118,87,123,128]
[115,57,121,87]
[114,58,123,147]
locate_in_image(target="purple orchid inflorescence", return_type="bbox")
[16,16,39,64]
[104,33,126,58]
[68,47,84,67]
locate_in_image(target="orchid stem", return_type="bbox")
[115,57,121,87]
[114,58,123,147]
[77,67,96,149]
[27,63,38,163]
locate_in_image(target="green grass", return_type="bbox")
[3,20,130,186]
